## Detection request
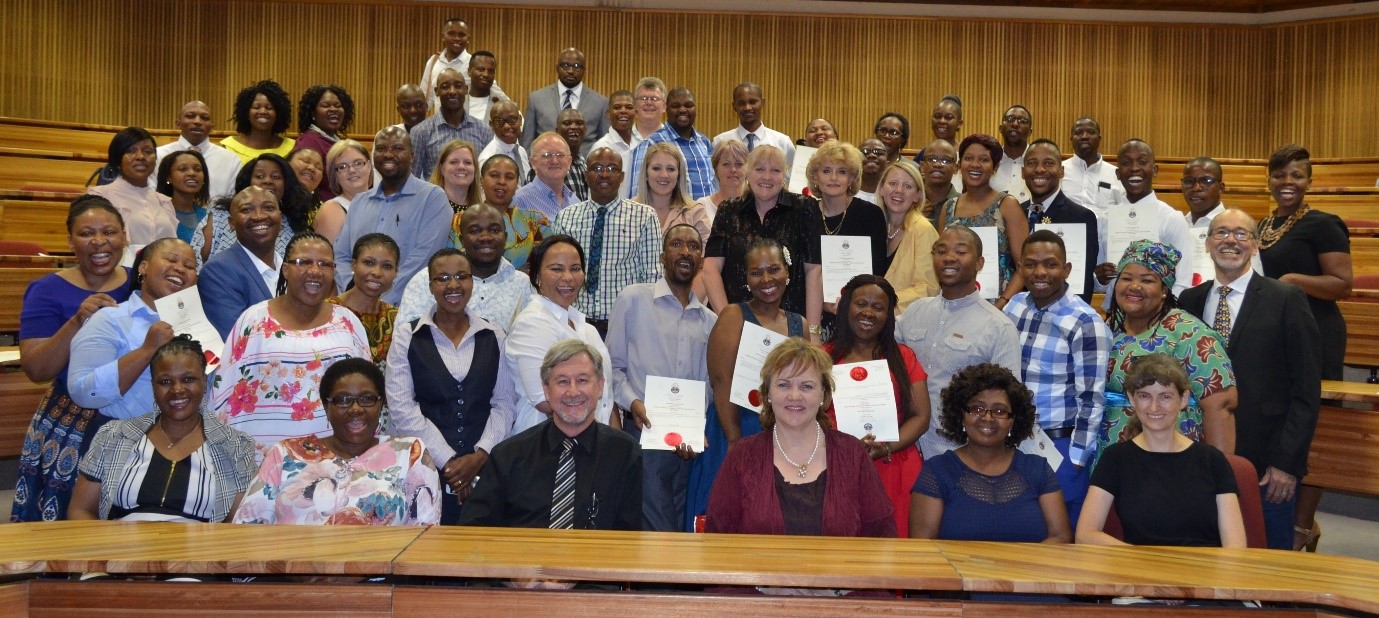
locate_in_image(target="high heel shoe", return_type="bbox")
[1293,522,1321,552]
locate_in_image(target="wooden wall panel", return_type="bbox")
[0,1,1374,159]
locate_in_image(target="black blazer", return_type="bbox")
[1022,190,1099,302]
[1181,274,1321,477]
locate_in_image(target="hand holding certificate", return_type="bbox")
[153,286,226,372]
[730,321,790,413]
[638,376,707,452]
[830,360,899,442]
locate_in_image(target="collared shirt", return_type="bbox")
[513,178,577,221]
[68,292,163,419]
[564,155,590,202]
[625,124,717,200]
[239,243,279,294]
[409,112,495,181]
[1061,154,1120,220]
[385,309,518,463]
[1186,203,1227,229]
[458,419,642,530]
[712,125,796,166]
[477,139,530,186]
[896,289,1021,459]
[466,93,510,129]
[560,82,585,111]
[334,174,452,304]
[87,177,178,247]
[553,198,663,321]
[1004,290,1111,467]
[1102,191,1195,296]
[991,145,1030,204]
[1206,269,1254,336]
[421,48,508,110]
[505,295,614,433]
[605,279,716,411]
[591,129,641,198]
[394,257,532,331]
[156,136,244,200]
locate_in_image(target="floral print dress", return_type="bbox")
[211,301,370,462]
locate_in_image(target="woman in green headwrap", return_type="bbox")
[1098,240,1238,465]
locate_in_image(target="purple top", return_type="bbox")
[293,130,338,202]
[19,269,133,383]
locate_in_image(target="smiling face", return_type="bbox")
[152,352,206,424]
[931,101,962,142]
[634,86,665,125]
[543,352,603,433]
[744,245,788,306]
[920,140,957,187]
[1130,381,1188,434]
[747,152,785,202]
[1269,160,1311,211]
[314,90,345,133]
[332,148,371,197]
[372,133,413,182]
[429,253,474,317]
[646,151,679,199]
[175,101,213,144]
[229,187,282,254]
[586,148,624,204]
[289,149,324,193]
[69,208,126,280]
[1114,262,1167,323]
[1020,240,1070,308]
[812,156,854,200]
[325,372,383,452]
[805,119,837,147]
[731,85,764,130]
[1000,106,1032,147]
[875,117,905,157]
[395,89,427,128]
[962,388,1014,448]
[1115,142,1157,202]
[537,242,585,309]
[442,20,469,57]
[481,158,519,206]
[714,149,745,192]
[931,228,982,293]
[459,207,505,269]
[249,94,277,134]
[250,159,286,196]
[469,55,496,93]
[531,135,571,186]
[1206,210,1258,281]
[877,166,922,217]
[661,225,703,288]
[1021,142,1064,203]
[282,239,334,307]
[768,362,825,431]
[859,139,888,177]
[845,283,890,343]
[1182,164,1224,217]
[167,152,205,199]
[442,146,476,192]
[139,241,197,301]
[958,143,995,190]
[557,109,587,154]
[607,94,634,133]
[488,102,522,145]
[351,243,398,301]
[436,69,469,114]
[667,90,697,133]
[120,139,157,186]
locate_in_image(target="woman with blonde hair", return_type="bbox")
[315,139,372,244]
[879,161,939,313]
[431,139,483,213]
[807,141,887,336]
[694,139,748,222]
[634,142,712,240]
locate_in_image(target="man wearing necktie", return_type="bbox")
[711,82,795,167]
[520,48,610,156]
[1180,208,1320,550]
[1019,139,1099,303]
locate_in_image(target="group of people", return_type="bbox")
[9,16,1350,571]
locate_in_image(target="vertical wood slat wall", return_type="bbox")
[0,0,1374,159]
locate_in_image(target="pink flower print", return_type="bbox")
[231,335,248,361]
[227,380,259,417]
[279,380,302,403]
[290,397,319,421]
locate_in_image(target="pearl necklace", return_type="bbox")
[774,424,822,478]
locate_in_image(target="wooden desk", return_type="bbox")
[1320,379,1379,404]
[394,526,961,590]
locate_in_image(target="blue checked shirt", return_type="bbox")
[553,197,663,321]
[625,124,717,200]
[1004,289,1111,467]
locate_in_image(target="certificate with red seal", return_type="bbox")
[639,376,706,452]
[830,359,899,441]
[153,285,226,373]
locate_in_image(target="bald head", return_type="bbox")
[175,100,213,145]
[395,84,427,129]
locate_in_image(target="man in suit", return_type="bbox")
[1021,138,1100,303]
[199,186,281,338]
[520,47,609,156]
[1180,208,1321,550]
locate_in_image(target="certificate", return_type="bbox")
[730,321,791,413]
[1034,223,1089,296]
[830,360,899,442]
[1017,425,1065,472]
[1188,226,1212,287]
[972,226,1000,299]
[153,286,226,373]
[820,235,871,304]
[787,145,818,194]
[1106,202,1160,266]
[639,376,707,452]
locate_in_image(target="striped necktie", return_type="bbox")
[746,133,758,152]
[550,438,576,529]
[562,89,574,110]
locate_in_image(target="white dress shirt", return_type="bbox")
[1061,154,1120,220]
[559,83,584,111]
[991,145,1030,204]
[421,49,508,111]
[712,125,796,166]
[156,136,244,200]
[239,243,279,293]
[504,295,614,433]
[1097,191,1194,296]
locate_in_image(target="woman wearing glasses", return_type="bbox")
[873,112,909,166]
[909,363,1071,543]
[211,232,371,462]
[233,357,440,525]
[314,140,372,245]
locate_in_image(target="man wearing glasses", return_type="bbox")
[1181,157,1262,283]
[991,104,1034,204]
[514,132,578,220]
[521,48,609,156]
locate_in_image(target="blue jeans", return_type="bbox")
[1261,489,1298,550]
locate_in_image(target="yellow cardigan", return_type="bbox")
[884,208,940,314]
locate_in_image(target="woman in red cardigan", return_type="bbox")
[707,337,896,538]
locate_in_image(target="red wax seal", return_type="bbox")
[850,366,868,381]
[974,280,982,290]
[205,350,220,366]
[748,389,761,407]
[665,432,683,447]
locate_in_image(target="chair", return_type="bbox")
[0,240,48,257]
[1101,453,1267,549]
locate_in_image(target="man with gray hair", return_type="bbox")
[460,339,643,530]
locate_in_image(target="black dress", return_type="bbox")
[705,192,822,316]
[1258,209,1349,380]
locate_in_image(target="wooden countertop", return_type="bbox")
[1320,379,1379,403]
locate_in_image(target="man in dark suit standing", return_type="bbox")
[1181,208,1321,550]
[1021,139,1099,303]
[520,47,609,156]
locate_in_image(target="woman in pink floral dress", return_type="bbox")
[211,232,369,461]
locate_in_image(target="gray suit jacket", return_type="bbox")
[520,83,608,156]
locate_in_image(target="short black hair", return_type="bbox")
[937,363,1036,449]
[662,223,701,251]
[320,357,384,400]
[471,50,495,61]
[427,247,467,275]
[1028,138,1061,152]
[1267,144,1312,178]
[528,234,585,292]
[107,126,155,170]
[297,84,356,134]
[352,232,400,262]
[1023,228,1066,255]
[874,111,911,142]
[233,79,292,136]
[66,194,124,233]
[130,238,190,295]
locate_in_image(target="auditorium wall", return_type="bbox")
[1,0,1375,159]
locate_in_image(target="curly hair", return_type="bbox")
[233,79,292,136]
[758,337,835,432]
[806,141,863,197]
[937,363,1035,449]
[297,84,356,135]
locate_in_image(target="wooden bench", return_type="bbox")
[0,199,73,255]
[1155,188,1379,225]
[0,150,100,194]
[1311,381,1379,498]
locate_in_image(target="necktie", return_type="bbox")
[1028,204,1043,232]
[562,89,574,110]
[512,146,527,182]
[585,205,609,294]
[1213,285,1233,347]
[550,438,576,529]
[746,133,758,152]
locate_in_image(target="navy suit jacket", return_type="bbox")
[1022,190,1099,302]
[520,83,609,156]
[199,242,274,339]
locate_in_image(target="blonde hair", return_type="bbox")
[806,141,862,197]
[878,161,927,228]
[325,139,371,195]
[430,139,482,206]
[634,142,696,211]
[740,144,787,198]
[757,337,835,431]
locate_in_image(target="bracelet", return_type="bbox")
[808,324,823,335]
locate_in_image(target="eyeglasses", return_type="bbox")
[1210,228,1254,241]
[1002,115,1032,126]
[860,147,888,157]
[1180,176,1220,188]
[924,156,955,166]
[332,159,368,173]
[589,163,622,174]
[430,272,472,284]
[326,394,381,408]
[285,257,335,270]
[636,95,663,103]
[875,128,903,138]
[964,403,1013,419]
[558,62,585,70]
[492,115,521,126]
[537,151,569,160]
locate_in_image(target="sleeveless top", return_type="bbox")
[943,191,1013,289]
[740,301,805,338]
[406,319,500,458]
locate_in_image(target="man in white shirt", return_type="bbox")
[1181,157,1262,283]
[520,48,609,155]
[591,90,638,197]
[420,17,506,111]
[1093,139,1194,297]
[711,82,794,165]
[155,101,242,200]
[1060,117,1119,220]
[465,50,509,126]
[477,100,529,184]
[991,104,1032,204]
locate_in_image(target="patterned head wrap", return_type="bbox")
[1116,240,1182,290]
